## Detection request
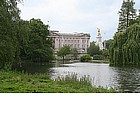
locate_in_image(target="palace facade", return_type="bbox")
[49,31,90,53]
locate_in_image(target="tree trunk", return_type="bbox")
[62,56,64,64]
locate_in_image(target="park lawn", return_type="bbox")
[0,70,117,93]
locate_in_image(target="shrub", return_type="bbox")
[80,54,91,62]
[93,55,104,60]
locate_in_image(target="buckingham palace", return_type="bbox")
[49,30,91,53]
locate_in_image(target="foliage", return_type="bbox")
[93,55,104,60]
[19,18,54,62]
[110,23,140,66]
[129,16,140,26]
[0,1,53,69]
[118,0,136,32]
[80,54,91,62]
[100,49,109,59]
[57,45,71,61]
[0,0,21,69]
[87,42,100,56]
[87,42,109,60]
[71,48,79,60]
[103,39,113,49]
[0,70,117,93]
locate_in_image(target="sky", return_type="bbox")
[18,0,140,41]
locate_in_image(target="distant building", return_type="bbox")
[49,30,90,53]
[95,28,104,50]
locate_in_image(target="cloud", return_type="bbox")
[18,0,140,41]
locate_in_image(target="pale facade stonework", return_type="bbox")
[49,31,90,53]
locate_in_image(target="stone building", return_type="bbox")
[49,30,90,53]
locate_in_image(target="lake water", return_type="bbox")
[17,61,140,93]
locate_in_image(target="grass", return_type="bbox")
[0,70,117,93]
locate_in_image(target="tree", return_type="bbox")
[17,20,30,61]
[57,45,71,62]
[118,0,136,32]
[87,42,100,57]
[19,18,54,62]
[110,23,140,66]
[71,48,79,60]
[0,0,22,69]
[103,39,113,50]
[0,1,54,69]
[101,49,109,59]
[138,9,140,18]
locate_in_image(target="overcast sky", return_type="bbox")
[18,0,140,41]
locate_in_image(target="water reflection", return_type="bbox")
[13,62,54,74]
[113,67,140,93]
[51,62,140,93]
[51,63,116,88]
[14,61,140,93]
[13,61,69,74]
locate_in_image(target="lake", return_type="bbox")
[17,61,140,93]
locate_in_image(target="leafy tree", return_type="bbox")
[100,49,109,59]
[87,42,100,57]
[129,15,140,26]
[19,18,53,62]
[0,1,54,69]
[0,0,22,69]
[57,45,71,62]
[118,0,136,32]
[17,20,30,60]
[71,48,79,60]
[110,1,140,66]
[110,23,140,66]
[103,39,113,50]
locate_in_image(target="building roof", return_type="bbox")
[50,30,90,37]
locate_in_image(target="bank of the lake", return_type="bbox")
[91,59,109,63]
[0,70,116,93]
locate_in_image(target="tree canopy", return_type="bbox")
[110,1,140,66]
[20,18,53,62]
[0,0,54,69]
[87,42,100,56]
[118,0,136,32]
[110,20,140,66]
[57,45,71,61]
[0,0,21,69]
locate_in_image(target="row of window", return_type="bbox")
[56,39,89,43]
[62,37,80,40]
[58,44,89,48]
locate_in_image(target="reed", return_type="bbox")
[0,70,117,93]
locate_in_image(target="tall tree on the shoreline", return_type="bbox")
[0,0,54,69]
[0,0,22,69]
[109,1,140,66]
[118,0,136,32]
[110,20,140,66]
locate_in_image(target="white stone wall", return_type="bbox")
[50,31,90,53]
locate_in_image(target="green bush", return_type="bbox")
[80,55,91,62]
[93,55,104,60]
